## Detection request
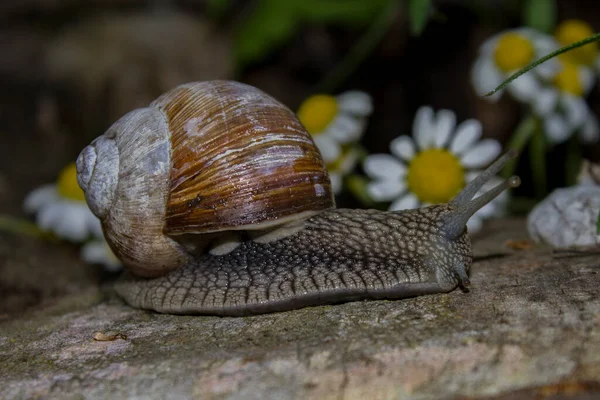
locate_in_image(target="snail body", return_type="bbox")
[77,80,519,316]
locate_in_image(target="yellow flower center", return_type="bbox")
[493,33,535,73]
[297,94,338,135]
[555,19,598,66]
[553,61,584,96]
[57,163,86,201]
[407,149,465,204]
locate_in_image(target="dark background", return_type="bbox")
[0,0,599,215]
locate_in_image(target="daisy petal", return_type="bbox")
[337,149,359,174]
[460,139,502,168]
[389,192,419,211]
[479,34,500,56]
[562,94,589,128]
[87,214,104,239]
[450,119,482,155]
[595,57,600,73]
[544,114,571,144]
[471,57,503,99]
[535,58,560,79]
[329,173,343,194]
[507,72,540,102]
[326,114,364,143]
[366,179,405,202]
[390,135,415,161]
[23,184,59,213]
[337,91,373,116]
[413,106,434,150]
[579,66,595,95]
[533,34,559,55]
[81,240,122,271]
[81,240,108,264]
[54,203,94,242]
[433,109,456,148]
[533,87,559,116]
[313,135,340,163]
[581,114,600,143]
[465,170,480,182]
[363,154,407,180]
[467,215,483,234]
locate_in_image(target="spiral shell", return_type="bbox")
[77,80,334,277]
[154,81,334,234]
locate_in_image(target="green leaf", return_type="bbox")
[408,0,432,35]
[485,32,600,97]
[297,0,390,26]
[315,0,399,92]
[523,0,556,33]
[234,0,299,67]
[234,0,391,69]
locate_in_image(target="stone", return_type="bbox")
[527,185,600,249]
[1,219,599,399]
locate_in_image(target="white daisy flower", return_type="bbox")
[24,163,102,242]
[471,28,559,102]
[363,106,506,234]
[554,19,600,72]
[297,91,373,164]
[533,59,599,144]
[81,239,123,272]
[326,145,361,194]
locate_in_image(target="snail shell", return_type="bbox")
[77,81,334,277]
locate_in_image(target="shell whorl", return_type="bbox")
[153,81,334,234]
[77,107,190,277]
[77,80,334,277]
[76,135,119,218]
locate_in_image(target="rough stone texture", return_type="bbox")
[527,185,600,249]
[1,218,599,399]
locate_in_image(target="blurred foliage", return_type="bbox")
[523,0,556,33]
[206,0,231,18]
[408,0,432,35]
[233,0,393,68]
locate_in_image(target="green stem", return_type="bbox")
[502,115,538,178]
[346,174,377,208]
[529,128,547,198]
[485,32,600,97]
[315,0,399,93]
[565,135,582,186]
[0,214,54,240]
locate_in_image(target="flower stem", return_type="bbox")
[315,0,399,93]
[502,115,538,178]
[0,214,54,240]
[485,32,600,97]
[346,174,378,208]
[565,135,582,186]
[529,128,547,198]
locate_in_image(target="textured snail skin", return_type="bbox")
[115,206,472,316]
[77,80,519,316]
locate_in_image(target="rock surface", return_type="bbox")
[1,219,599,399]
[527,185,600,249]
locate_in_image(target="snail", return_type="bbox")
[76,80,520,316]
